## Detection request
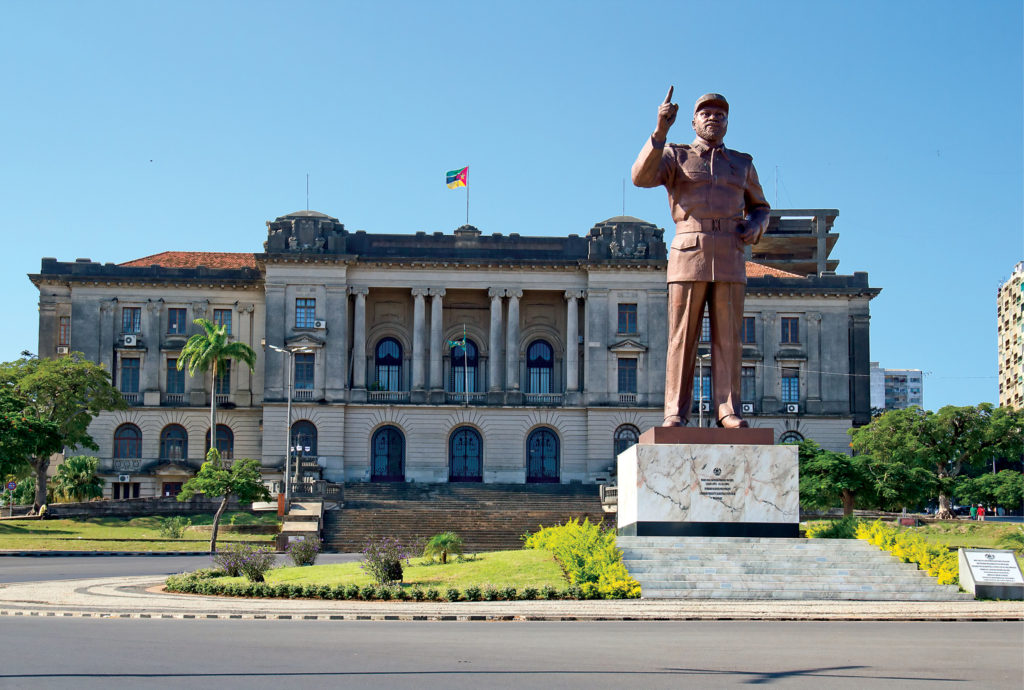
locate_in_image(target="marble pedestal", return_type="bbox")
[617,428,799,538]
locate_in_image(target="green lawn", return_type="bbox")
[214,550,565,590]
[911,521,1023,550]
[0,514,278,551]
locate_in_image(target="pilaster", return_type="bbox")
[505,288,522,405]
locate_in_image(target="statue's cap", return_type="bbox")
[694,93,729,115]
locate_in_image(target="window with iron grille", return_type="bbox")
[167,308,187,335]
[781,317,799,344]
[121,307,141,334]
[374,338,403,391]
[741,316,756,344]
[294,353,315,390]
[213,309,232,334]
[120,358,140,393]
[700,314,711,343]
[617,303,637,334]
[449,340,478,392]
[160,424,187,460]
[614,425,640,456]
[58,316,70,347]
[113,424,142,458]
[692,371,711,402]
[205,425,234,459]
[295,299,316,328]
[617,358,637,394]
[781,367,800,403]
[527,340,553,394]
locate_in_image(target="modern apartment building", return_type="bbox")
[998,261,1024,408]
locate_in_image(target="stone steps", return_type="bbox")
[618,536,971,601]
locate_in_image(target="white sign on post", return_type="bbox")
[958,548,1024,600]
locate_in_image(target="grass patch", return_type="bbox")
[0,513,278,551]
[215,550,565,590]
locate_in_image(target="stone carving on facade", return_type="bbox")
[191,300,208,319]
[587,217,666,261]
[265,211,348,254]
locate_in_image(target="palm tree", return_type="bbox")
[423,531,464,564]
[52,455,104,502]
[178,319,257,460]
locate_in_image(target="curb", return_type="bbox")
[0,551,213,557]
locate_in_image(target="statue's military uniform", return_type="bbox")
[632,98,770,425]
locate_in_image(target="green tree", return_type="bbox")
[52,455,104,503]
[423,531,464,564]
[850,404,1024,519]
[957,470,1024,512]
[177,448,271,553]
[177,319,257,443]
[796,439,875,516]
[0,388,62,485]
[0,353,125,509]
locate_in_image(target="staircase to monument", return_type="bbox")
[619,536,972,601]
[323,483,606,553]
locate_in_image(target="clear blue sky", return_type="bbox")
[3,0,1021,409]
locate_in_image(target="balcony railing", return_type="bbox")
[368,390,410,403]
[121,392,140,405]
[163,393,185,406]
[293,389,315,401]
[445,392,487,404]
[524,393,563,406]
[215,394,230,405]
[618,393,637,405]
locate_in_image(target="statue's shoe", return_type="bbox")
[662,416,685,428]
[718,414,749,429]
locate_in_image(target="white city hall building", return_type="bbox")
[30,209,878,499]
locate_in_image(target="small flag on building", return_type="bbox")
[446,166,468,189]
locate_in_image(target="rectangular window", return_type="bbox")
[617,304,637,335]
[215,365,231,395]
[700,315,711,343]
[121,358,140,393]
[781,367,800,403]
[741,317,756,344]
[692,371,712,402]
[295,299,316,329]
[742,366,756,402]
[58,316,70,347]
[294,353,315,390]
[781,317,799,344]
[121,307,141,334]
[617,358,637,394]
[213,309,232,335]
[166,358,185,395]
[167,308,187,335]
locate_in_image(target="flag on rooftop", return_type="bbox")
[446,166,468,189]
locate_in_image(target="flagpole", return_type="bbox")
[463,324,469,406]
[466,182,469,226]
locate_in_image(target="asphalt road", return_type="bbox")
[0,553,360,583]
[0,619,1020,689]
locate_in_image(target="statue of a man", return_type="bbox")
[632,88,770,429]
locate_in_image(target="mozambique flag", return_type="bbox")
[446,166,468,189]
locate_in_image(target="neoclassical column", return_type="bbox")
[142,300,162,403]
[564,290,583,392]
[487,288,504,392]
[325,286,349,401]
[505,289,522,391]
[807,312,822,405]
[98,300,115,374]
[350,287,369,389]
[263,285,285,399]
[411,287,428,391]
[429,288,445,390]
[761,311,778,404]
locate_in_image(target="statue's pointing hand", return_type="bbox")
[655,86,678,141]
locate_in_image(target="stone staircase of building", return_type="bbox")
[618,536,972,601]
[323,483,607,553]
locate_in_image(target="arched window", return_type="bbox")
[374,338,403,391]
[291,420,317,457]
[449,427,482,482]
[371,425,404,482]
[449,339,479,393]
[159,424,188,461]
[778,430,804,445]
[205,424,234,459]
[526,427,559,483]
[527,340,553,394]
[113,424,142,458]
[614,424,640,457]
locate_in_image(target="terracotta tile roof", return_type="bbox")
[745,261,802,279]
[120,251,258,269]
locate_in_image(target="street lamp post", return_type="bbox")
[697,353,711,428]
[267,344,311,512]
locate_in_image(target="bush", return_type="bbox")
[806,516,860,539]
[361,536,412,586]
[541,584,559,600]
[524,518,641,599]
[157,516,192,539]
[521,586,539,600]
[445,587,461,602]
[411,586,426,601]
[345,584,361,600]
[483,584,499,601]
[235,545,276,583]
[286,537,321,567]
[426,588,440,601]
[856,519,959,586]
[464,585,482,601]
[213,542,254,577]
[360,584,378,600]
[423,531,465,564]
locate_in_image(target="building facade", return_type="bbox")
[869,363,925,411]
[998,261,1023,409]
[30,209,879,498]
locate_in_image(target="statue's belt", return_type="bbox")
[675,217,744,233]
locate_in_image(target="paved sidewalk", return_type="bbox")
[1,575,1021,622]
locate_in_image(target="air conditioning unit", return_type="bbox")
[741,403,754,414]
[118,474,131,483]
[313,319,327,329]
[699,402,711,412]
[786,403,800,414]
[56,346,69,355]
[123,334,137,346]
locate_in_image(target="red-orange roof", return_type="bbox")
[745,261,802,279]
[120,251,258,269]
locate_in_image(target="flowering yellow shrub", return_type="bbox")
[524,518,641,598]
[856,519,959,586]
